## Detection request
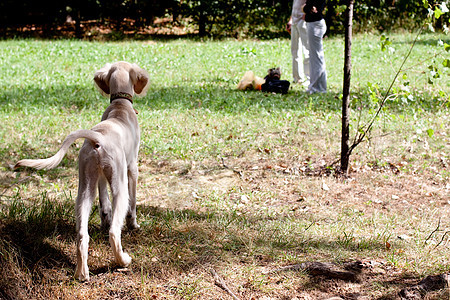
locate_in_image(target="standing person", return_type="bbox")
[287,0,310,87]
[304,0,327,94]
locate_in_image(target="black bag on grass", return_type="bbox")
[261,78,290,94]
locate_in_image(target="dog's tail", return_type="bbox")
[14,130,103,170]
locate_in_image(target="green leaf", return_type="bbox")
[426,129,434,138]
[443,59,450,68]
[380,35,391,52]
[434,7,443,19]
[444,43,450,52]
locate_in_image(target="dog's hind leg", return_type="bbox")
[74,162,99,282]
[126,164,140,230]
[109,166,132,267]
[98,174,112,230]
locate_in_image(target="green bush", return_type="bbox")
[0,0,448,37]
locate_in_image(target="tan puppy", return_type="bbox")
[237,70,265,91]
[15,61,149,281]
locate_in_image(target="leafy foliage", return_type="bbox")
[177,0,291,37]
[1,0,448,37]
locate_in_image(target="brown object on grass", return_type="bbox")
[237,71,265,91]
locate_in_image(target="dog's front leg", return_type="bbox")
[126,165,140,230]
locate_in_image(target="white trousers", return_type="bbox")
[291,20,310,83]
[306,19,327,93]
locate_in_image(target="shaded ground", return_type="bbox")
[1,17,198,40]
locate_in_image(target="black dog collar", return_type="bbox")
[110,92,138,114]
[110,92,133,103]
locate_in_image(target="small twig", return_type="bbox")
[425,217,441,243]
[210,268,240,300]
[435,231,450,248]
[327,157,341,168]
[304,221,316,231]
[401,49,446,72]
[367,132,393,141]
[424,218,450,248]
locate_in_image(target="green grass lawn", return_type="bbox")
[0,33,449,299]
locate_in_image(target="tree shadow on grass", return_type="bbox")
[0,210,75,299]
[130,206,418,298]
[0,197,429,299]
[0,197,139,298]
[0,84,342,113]
[1,83,445,118]
[128,205,390,279]
[132,206,435,299]
[391,37,450,46]
[141,86,343,114]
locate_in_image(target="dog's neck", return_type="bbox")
[110,92,138,114]
[110,92,133,104]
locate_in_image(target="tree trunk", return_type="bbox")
[340,0,354,175]
[198,12,206,36]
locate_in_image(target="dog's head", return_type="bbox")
[266,67,281,80]
[94,61,150,97]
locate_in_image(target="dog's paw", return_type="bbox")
[126,217,141,231]
[118,252,132,267]
[128,222,141,231]
[75,266,90,282]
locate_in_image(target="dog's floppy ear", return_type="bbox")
[94,63,112,96]
[130,64,150,96]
